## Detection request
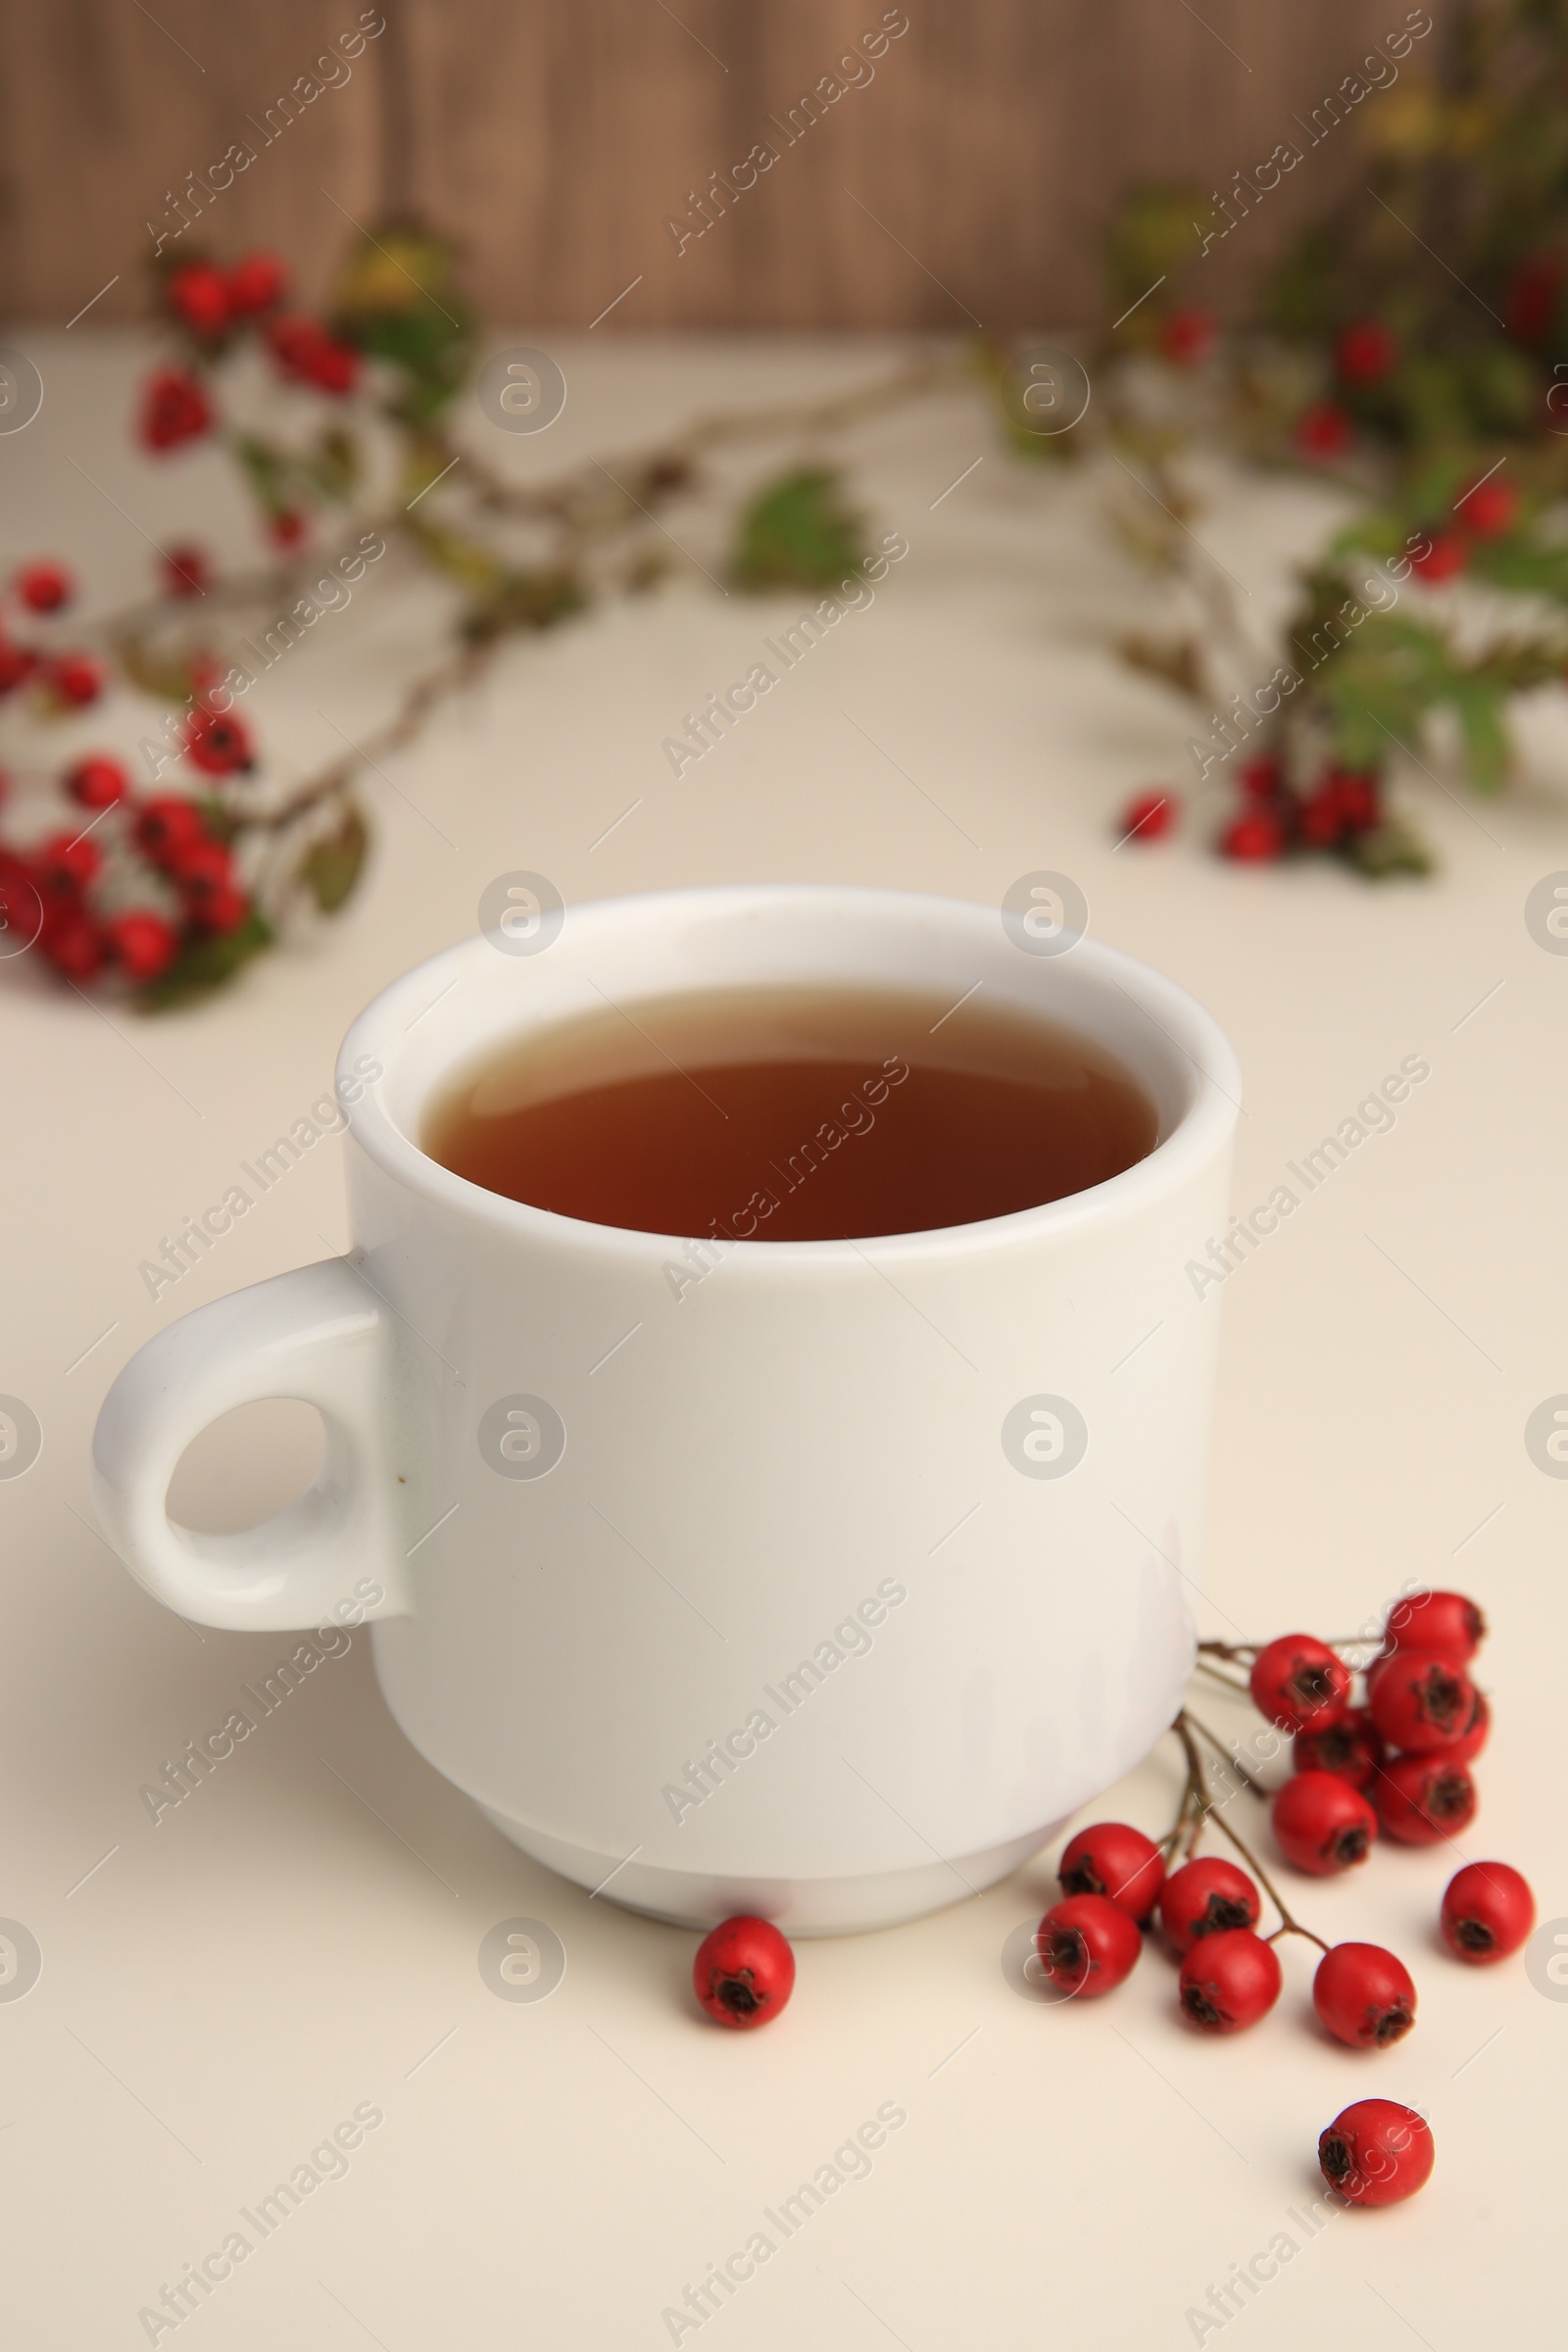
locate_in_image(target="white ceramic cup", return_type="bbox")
[93,884,1239,1935]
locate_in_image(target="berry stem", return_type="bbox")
[1194,1657,1251,1694]
[1183,1708,1266,1796]
[1171,1714,1330,1951]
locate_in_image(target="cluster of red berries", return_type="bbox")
[0,562,104,711]
[138,249,361,518]
[1218,752,1383,864]
[0,559,257,985]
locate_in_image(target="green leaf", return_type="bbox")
[731,468,865,591]
[1447,672,1511,791]
[1344,816,1435,878]
[299,802,369,913]
[137,907,274,1011]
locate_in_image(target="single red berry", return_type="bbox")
[36,830,101,895]
[1058,1822,1165,1925]
[1035,1893,1142,1997]
[39,909,107,980]
[1440,1861,1534,1964]
[1458,478,1518,539]
[1412,531,1468,584]
[1157,1856,1260,1955]
[166,260,231,338]
[135,795,208,863]
[1273,1771,1377,1876]
[0,639,37,695]
[1159,307,1215,367]
[1503,252,1562,344]
[15,560,74,613]
[692,1915,794,2029]
[266,315,361,396]
[1249,1634,1350,1734]
[1368,1650,1475,1753]
[66,756,131,809]
[1294,401,1352,460]
[1318,2099,1434,2206]
[226,251,289,317]
[184,707,254,775]
[47,654,102,708]
[138,367,214,453]
[1119,789,1177,844]
[197,882,249,934]
[1446,1685,1491,1766]
[1335,319,1398,385]
[1220,808,1285,862]
[1178,1929,1282,2034]
[1294,1706,1386,1790]
[0,854,43,944]
[172,836,234,907]
[267,509,308,551]
[1329,767,1381,834]
[163,543,210,599]
[1373,1753,1477,1844]
[1238,755,1283,802]
[104,909,180,981]
[1298,777,1347,848]
[1312,1942,1417,2049]
[1379,1589,1485,1665]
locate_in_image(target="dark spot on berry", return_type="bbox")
[1315,1725,1354,1771]
[1059,1859,1105,1899]
[716,1972,760,2017]
[1329,1824,1370,1867]
[1289,1661,1338,1710]
[1319,2132,1351,2183]
[1374,2000,1414,2046]
[1416,1665,1466,1731]
[1194,1894,1252,1937]
[1429,1770,1472,1820]
[1455,1916,1494,1953]
[1181,1983,1223,2027]
[1046,1928,1087,1979]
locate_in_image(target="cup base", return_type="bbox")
[475,1805,1071,1936]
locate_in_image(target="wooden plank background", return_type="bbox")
[0,2,1454,329]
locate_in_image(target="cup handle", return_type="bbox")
[91,1257,412,1633]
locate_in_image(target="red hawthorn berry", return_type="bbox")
[1238,755,1283,802]
[163,543,210,599]
[1273,1771,1377,1876]
[195,883,249,934]
[1379,1589,1485,1665]
[266,315,361,396]
[47,654,103,708]
[1159,308,1216,367]
[166,260,231,338]
[1313,1942,1416,2049]
[1220,808,1285,861]
[692,1915,794,2029]
[104,909,180,981]
[1330,767,1381,833]
[1249,1634,1350,1734]
[1440,1861,1535,1964]
[1318,2099,1434,2206]
[0,639,37,695]
[1503,252,1562,344]
[267,509,307,551]
[1298,777,1348,848]
[1368,1651,1475,1753]
[36,830,101,895]
[172,836,233,905]
[1411,531,1468,584]
[1157,1856,1260,1955]
[184,707,254,775]
[1178,1929,1282,2034]
[135,795,208,864]
[1294,1706,1385,1790]
[1446,1685,1491,1766]
[226,251,289,317]
[1035,1893,1142,1997]
[1458,477,1518,539]
[1057,1822,1165,1925]
[1373,1753,1477,1844]
[0,854,43,944]
[66,756,131,809]
[1294,401,1352,460]
[38,909,107,980]
[138,367,214,453]
[1335,319,1398,385]
[15,560,74,613]
[1119,789,1177,844]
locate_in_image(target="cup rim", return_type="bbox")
[338,883,1241,1262]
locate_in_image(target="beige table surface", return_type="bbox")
[1,333,1562,2350]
